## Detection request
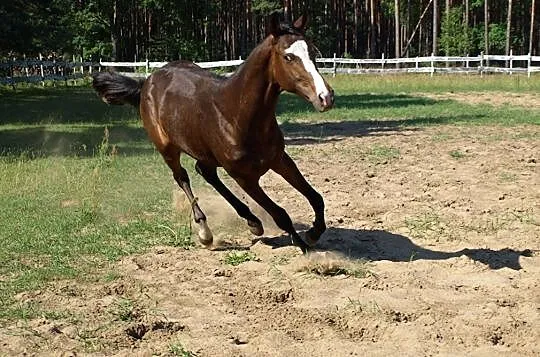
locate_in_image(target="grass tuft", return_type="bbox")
[223,251,259,266]
[169,342,197,356]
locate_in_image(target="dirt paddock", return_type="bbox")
[1,122,539,356]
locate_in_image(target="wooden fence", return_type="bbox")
[0,56,100,87]
[97,52,540,78]
[2,53,539,87]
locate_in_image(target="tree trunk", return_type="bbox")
[111,0,118,61]
[465,0,469,54]
[530,0,536,55]
[433,0,438,54]
[505,0,512,58]
[484,0,489,63]
[370,0,378,58]
[445,0,449,57]
[395,0,400,60]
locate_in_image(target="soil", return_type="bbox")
[418,91,540,108]
[1,122,539,356]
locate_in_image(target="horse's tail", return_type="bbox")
[92,71,144,107]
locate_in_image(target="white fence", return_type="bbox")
[101,53,540,78]
[317,53,540,77]
[0,56,100,87]
[2,53,539,86]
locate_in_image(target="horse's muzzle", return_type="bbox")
[317,89,335,111]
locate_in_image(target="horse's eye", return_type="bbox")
[284,54,293,62]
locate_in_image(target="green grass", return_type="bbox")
[0,73,538,322]
[223,251,259,266]
[169,342,197,356]
[449,149,466,159]
[278,74,540,129]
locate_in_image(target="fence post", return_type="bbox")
[415,56,419,70]
[509,49,513,75]
[23,54,29,77]
[430,52,435,77]
[10,57,15,90]
[39,53,44,86]
[73,55,76,75]
[381,53,385,71]
[479,52,484,77]
[528,53,532,78]
[333,53,337,77]
[99,58,102,72]
[80,56,84,76]
[145,57,149,76]
[465,54,469,70]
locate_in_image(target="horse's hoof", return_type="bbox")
[291,234,310,254]
[248,221,264,236]
[304,228,320,247]
[198,220,213,247]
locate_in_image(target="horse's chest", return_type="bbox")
[223,140,282,177]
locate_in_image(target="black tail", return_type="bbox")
[92,71,144,107]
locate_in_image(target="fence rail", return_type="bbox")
[2,53,539,87]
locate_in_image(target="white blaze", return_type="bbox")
[284,40,329,99]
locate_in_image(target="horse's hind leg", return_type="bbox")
[162,147,213,246]
[195,162,263,236]
[271,152,325,246]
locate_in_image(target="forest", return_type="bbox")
[0,0,538,62]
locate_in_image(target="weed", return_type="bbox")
[499,172,517,182]
[223,251,259,266]
[298,254,374,279]
[368,145,400,163]
[103,271,123,282]
[405,212,451,240]
[449,150,465,159]
[157,224,194,248]
[345,298,382,314]
[109,298,135,322]
[169,342,197,356]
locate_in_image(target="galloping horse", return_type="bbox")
[92,14,334,253]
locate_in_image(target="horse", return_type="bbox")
[92,14,334,253]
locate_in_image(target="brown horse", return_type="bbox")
[92,14,334,253]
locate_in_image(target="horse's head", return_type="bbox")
[268,14,334,112]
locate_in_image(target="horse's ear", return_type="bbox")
[267,12,281,37]
[293,14,308,32]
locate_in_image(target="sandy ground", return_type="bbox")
[1,119,539,356]
[418,91,540,108]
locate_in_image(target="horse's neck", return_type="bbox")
[222,38,280,127]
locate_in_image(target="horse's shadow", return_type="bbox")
[255,227,533,270]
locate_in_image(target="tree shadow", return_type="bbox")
[256,227,533,270]
[1,87,136,125]
[278,93,486,145]
[277,92,445,115]
[0,124,154,157]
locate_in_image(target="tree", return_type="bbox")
[530,0,536,55]
[505,0,512,58]
[433,0,439,54]
[395,0,401,59]
[440,6,470,55]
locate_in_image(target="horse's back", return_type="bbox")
[139,60,222,163]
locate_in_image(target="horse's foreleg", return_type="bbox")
[195,162,264,236]
[271,152,326,246]
[162,148,213,246]
[234,177,310,253]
